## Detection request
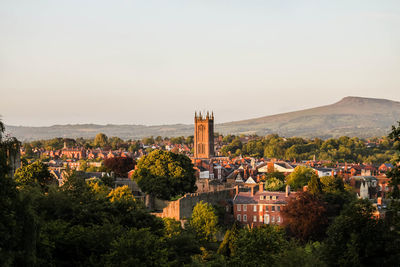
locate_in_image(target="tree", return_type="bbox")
[105,228,168,266]
[103,157,135,177]
[93,133,108,148]
[264,177,285,191]
[0,121,20,265]
[142,136,154,146]
[14,161,57,189]
[307,175,322,195]
[132,150,196,205]
[109,136,124,150]
[282,191,328,242]
[323,199,398,266]
[386,121,400,230]
[217,222,240,257]
[108,185,136,205]
[229,225,288,266]
[286,166,318,191]
[189,201,218,242]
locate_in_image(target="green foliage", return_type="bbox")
[221,137,242,157]
[93,133,108,148]
[323,199,399,266]
[142,136,155,146]
[264,171,285,181]
[286,166,318,191]
[108,136,124,150]
[163,218,182,238]
[217,222,239,257]
[307,175,323,195]
[229,225,288,266]
[264,177,285,191]
[276,241,326,267]
[132,149,196,200]
[14,161,57,189]
[190,201,219,242]
[107,185,136,206]
[105,228,168,266]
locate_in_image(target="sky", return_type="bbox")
[1,0,400,126]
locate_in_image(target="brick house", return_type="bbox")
[233,184,296,227]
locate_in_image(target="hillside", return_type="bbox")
[6,97,400,141]
[218,96,400,138]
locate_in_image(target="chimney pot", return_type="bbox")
[285,185,290,197]
[259,182,264,193]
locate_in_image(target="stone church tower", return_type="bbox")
[194,111,214,159]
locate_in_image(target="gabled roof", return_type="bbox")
[245,176,256,184]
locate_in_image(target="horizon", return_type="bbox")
[1,1,400,126]
[3,95,398,127]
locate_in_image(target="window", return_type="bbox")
[259,204,263,211]
[266,196,270,200]
[264,214,270,224]
[277,206,280,211]
[265,206,269,212]
[271,206,275,212]
[237,204,241,211]
[272,196,276,200]
[259,215,263,222]
[253,216,257,222]
[243,204,247,211]
[243,215,247,222]
[226,206,229,212]
[237,214,241,221]
[277,216,281,223]
[271,216,275,223]
[260,196,264,200]
[253,205,257,212]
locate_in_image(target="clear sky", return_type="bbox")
[1,0,400,126]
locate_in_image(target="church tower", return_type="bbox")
[194,111,214,159]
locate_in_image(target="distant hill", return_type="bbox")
[218,96,400,139]
[6,96,400,141]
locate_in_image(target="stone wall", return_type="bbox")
[153,188,235,221]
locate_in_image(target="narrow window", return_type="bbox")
[243,215,247,222]
[271,216,275,223]
[237,214,241,221]
[243,204,247,211]
[253,216,257,222]
[237,204,241,211]
[253,205,257,212]
[277,206,280,211]
[271,206,275,212]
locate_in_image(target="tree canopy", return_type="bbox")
[14,161,57,189]
[189,201,218,242]
[132,150,196,200]
[286,166,318,191]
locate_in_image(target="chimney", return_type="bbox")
[250,186,254,197]
[285,185,290,197]
[259,182,264,193]
[377,197,382,205]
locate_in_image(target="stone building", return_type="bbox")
[194,111,214,159]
